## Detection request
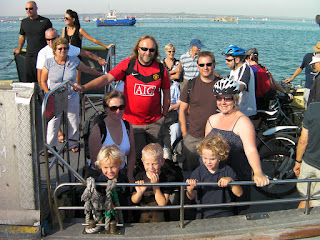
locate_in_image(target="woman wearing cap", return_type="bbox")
[205,78,269,208]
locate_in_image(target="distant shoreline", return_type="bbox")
[0,12,315,22]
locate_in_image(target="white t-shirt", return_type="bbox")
[230,62,257,117]
[36,44,80,70]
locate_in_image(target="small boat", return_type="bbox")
[85,18,90,22]
[96,9,136,26]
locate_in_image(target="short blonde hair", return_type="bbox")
[164,43,175,52]
[52,37,69,55]
[197,134,230,161]
[95,145,124,168]
[141,143,163,161]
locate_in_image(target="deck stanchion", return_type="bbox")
[179,185,185,228]
[305,182,311,215]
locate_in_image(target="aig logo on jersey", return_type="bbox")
[134,84,156,96]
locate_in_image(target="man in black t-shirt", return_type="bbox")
[14,1,52,83]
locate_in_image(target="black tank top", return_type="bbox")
[63,27,82,48]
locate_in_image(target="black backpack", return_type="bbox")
[82,111,130,159]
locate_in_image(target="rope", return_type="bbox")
[0,59,15,70]
[104,179,116,231]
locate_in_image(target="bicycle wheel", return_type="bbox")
[258,133,297,156]
[255,151,297,198]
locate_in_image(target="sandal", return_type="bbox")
[71,146,79,153]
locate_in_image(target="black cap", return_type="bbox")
[245,48,258,56]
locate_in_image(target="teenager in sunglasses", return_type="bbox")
[14,1,52,83]
[88,91,136,183]
[62,9,114,49]
[41,38,101,154]
[222,45,257,117]
[205,78,269,213]
[74,35,171,163]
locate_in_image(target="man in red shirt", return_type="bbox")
[75,35,170,160]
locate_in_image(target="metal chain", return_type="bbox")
[0,59,15,70]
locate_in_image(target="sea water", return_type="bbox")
[0,17,318,86]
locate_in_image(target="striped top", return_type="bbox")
[180,51,199,80]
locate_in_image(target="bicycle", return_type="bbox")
[255,149,297,198]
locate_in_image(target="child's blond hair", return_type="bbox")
[197,134,230,161]
[95,145,124,168]
[141,143,163,161]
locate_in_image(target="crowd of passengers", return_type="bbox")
[16,1,320,228]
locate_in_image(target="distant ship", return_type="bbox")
[96,9,136,26]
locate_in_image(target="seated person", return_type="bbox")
[186,134,243,219]
[131,143,174,223]
[95,145,130,222]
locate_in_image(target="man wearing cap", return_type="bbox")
[179,39,204,89]
[285,42,320,89]
[294,54,320,209]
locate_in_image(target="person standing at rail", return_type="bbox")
[14,1,52,83]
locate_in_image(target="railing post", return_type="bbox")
[304,181,312,215]
[179,185,185,228]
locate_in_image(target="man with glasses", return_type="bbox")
[74,35,170,161]
[222,45,256,117]
[14,1,52,83]
[179,51,220,171]
[36,28,105,85]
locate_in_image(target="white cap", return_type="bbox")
[310,54,320,65]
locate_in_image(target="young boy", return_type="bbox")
[186,134,243,219]
[95,145,130,221]
[131,143,174,223]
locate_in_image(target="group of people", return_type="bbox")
[15,0,320,224]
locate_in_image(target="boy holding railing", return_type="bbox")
[131,143,174,222]
[186,134,243,219]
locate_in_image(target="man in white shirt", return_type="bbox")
[222,45,257,117]
[36,28,106,84]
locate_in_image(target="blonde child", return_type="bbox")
[186,134,243,219]
[131,143,174,223]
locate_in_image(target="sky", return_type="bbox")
[0,0,318,19]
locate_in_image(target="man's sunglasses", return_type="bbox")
[216,96,234,102]
[25,7,34,10]
[46,37,57,41]
[139,47,156,52]
[198,62,213,67]
[225,58,234,62]
[109,105,125,111]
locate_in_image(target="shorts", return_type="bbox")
[297,161,320,206]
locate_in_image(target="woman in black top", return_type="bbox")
[62,9,114,49]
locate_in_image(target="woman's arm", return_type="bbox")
[79,28,114,49]
[88,123,103,169]
[77,61,102,77]
[126,123,136,183]
[237,117,269,187]
[40,67,50,93]
[205,115,215,136]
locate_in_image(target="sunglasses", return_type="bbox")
[109,105,125,112]
[198,62,213,67]
[225,58,234,62]
[57,47,68,51]
[25,7,34,10]
[46,37,57,41]
[167,50,175,53]
[64,17,70,20]
[139,47,156,52]
[216,96,234,102]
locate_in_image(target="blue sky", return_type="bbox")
[0,0,318,19]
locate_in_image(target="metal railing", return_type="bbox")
[53,178,320,231]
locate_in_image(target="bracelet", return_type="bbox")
[98,57,102,61]
[295,160,302,163]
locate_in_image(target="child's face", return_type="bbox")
[142,156,163,175]
[100,159,121,180]
[201,148,220,173]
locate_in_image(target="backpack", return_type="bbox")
[124,58,165,82]
[251,64,277,100]
[82,111,130,159]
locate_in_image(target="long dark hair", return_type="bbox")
[66,9,80,29]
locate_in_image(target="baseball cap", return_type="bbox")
[190,39,204,48]
[309,54,320,65]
